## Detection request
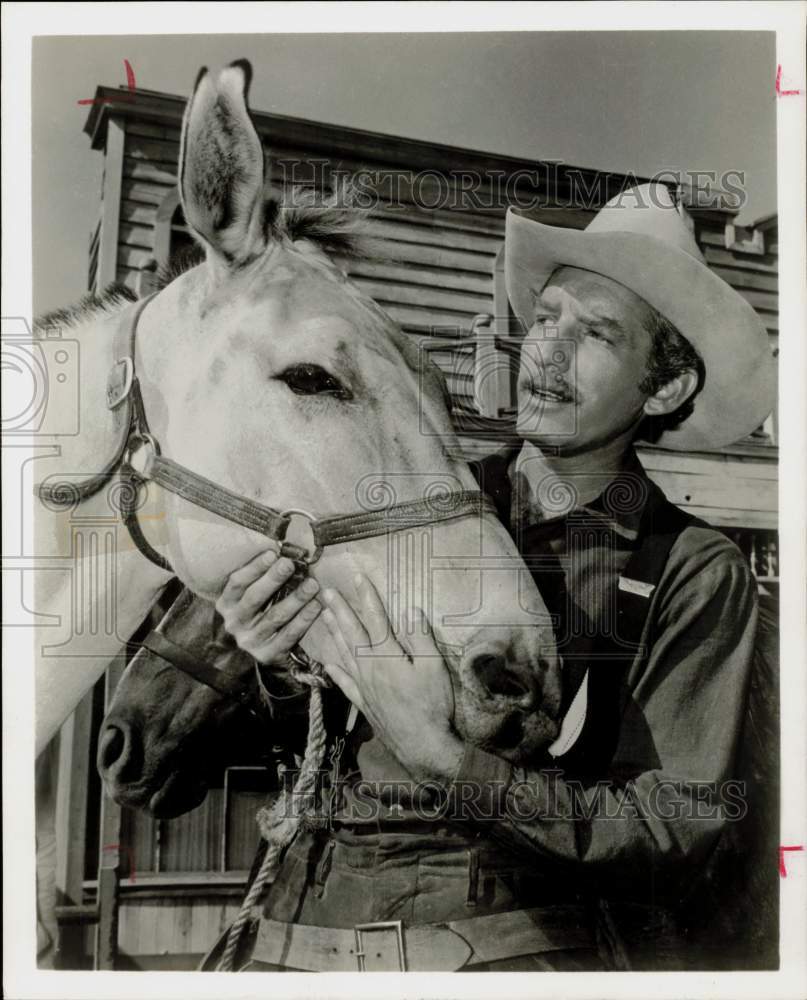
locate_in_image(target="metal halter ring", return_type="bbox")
[123,433,159,478]
[281,508,323,565]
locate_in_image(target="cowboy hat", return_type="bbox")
[504,183,776,450]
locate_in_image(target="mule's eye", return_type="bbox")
[278,364,352,400]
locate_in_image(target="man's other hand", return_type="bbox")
[321,574,464,782]
[216,545,322,666]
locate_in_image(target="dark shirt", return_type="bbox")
[452,447,758,899]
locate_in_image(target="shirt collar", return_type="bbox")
[503,446,652,542]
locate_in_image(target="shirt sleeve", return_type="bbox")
[448,535,759,900]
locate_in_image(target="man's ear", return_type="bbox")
[642,369,700,417]
[179,59,267,269]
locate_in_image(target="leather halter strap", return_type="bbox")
[141,629,256,706]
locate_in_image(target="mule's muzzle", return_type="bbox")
[97,717,208,817]
[97,719,141,788]
[466,646,539,710]
[463,640,562,716]
[456,640,562,760]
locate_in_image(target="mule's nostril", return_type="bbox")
[98,724,127,772]
[470,652,531,700]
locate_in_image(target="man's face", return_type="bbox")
[515,266,655,453]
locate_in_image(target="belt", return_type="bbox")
[331,819,467,837]
[250,905,596,971]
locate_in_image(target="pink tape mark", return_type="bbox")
[775,65,802,97]
[78,60,138,106]
[102,842,136,883]
[778,844,804,877]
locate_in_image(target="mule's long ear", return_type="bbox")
[179,60,267,267]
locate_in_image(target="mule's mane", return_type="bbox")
[34,187,382,331]
[34,285,138,335]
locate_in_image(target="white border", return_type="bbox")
[3,3,806,999]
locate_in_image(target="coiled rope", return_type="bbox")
[216,657,330,972]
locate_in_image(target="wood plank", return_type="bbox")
[124,159,178,187]
[126,120,181,143]
[645,468,777,514]
[118,898,241,956]
[372,239,495,274]
[54,693,95,968]
[98,118,126,287]
[120,199,159,226]
[118,222,154,251]
[346,259,492,295]
[367,202,506,237]
[159,799,208,873]
[116,264,143,287]
[367,215,503,253]
[118,246,153,270]
[365,218,500,255]
[125,134,179,166]
[121,179,176,207]
[639,450,778,480]
[55,695,94,905]
[711,265,778,293]
[93,662,127,970]
[113,871,248,890]
[701,243,778,271]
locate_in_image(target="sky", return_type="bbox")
[32,30,777,315]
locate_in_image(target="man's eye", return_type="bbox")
[586,328,611,344]
[277,364,352,400]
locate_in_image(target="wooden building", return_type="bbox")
[47,82,779,969]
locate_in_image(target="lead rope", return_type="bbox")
[216,659,330,972]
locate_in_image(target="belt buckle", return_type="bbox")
[354,920,407,971]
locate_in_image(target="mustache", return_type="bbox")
[518,372,577,403]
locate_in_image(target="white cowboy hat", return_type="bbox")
[504,182,776,450]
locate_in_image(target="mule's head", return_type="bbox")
[126,60,561,770]
[98,590,273,817]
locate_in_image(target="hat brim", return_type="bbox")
[505,208,776,450]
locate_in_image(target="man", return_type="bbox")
[217,183,775,970]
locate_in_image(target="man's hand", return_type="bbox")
[216,545,322,667]
[321,574,464,782]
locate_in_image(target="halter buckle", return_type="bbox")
[106,357,134,410]
[281,508,323,565]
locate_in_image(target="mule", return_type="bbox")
[98,585,291,817]
[36,60,562,795]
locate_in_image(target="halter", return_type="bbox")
[37,293,497,699]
